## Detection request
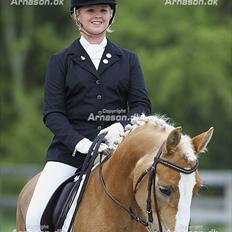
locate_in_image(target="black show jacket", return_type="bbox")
[43,39,151,167]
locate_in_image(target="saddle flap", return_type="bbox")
[40,174,77,231]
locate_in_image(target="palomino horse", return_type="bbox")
[16,115,213,232]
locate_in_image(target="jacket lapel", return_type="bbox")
[68,39,99,78]
[67,39,122,78]
[98,40,121,76]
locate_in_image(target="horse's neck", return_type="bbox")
[80,125,169,231]
[102,125,168,204]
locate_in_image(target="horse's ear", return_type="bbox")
[192,127,214,154]
[165,127,182,153]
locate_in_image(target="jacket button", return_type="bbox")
[97,95,102,100]
[106,53,112,59]
[103,59,108,64]
[97,126,102,130]
[96,80,100,85]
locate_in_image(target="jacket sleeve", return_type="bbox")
[43,55,84,151]
[121,53,151,126]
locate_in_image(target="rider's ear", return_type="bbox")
[165,127,182,154]
[192,127,214,154]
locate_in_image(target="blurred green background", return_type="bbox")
[0,0,231,231]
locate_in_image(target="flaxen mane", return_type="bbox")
[115,114,196,162]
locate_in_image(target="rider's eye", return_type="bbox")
[159,186,172,197]
[86,8,94,13]
[100,8,107,12]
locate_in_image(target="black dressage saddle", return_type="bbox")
[40,168,83,231]
[40,133,107,232]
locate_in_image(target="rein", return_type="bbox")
[99,141,199,231]
[99,153,149,226]
[65,132,107,232]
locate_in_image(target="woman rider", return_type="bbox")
[26,0,151,231]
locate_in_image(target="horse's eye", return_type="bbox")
[159,186,172,197]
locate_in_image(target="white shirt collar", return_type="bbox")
[80,36,107,50]
[79,36,107,70]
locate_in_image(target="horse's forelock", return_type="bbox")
[179,135,197,162]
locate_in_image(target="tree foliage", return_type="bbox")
[0,0,231,169]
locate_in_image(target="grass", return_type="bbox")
[190,224,225,232]
[0,210,16,232]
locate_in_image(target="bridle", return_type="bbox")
[99,141,199,232]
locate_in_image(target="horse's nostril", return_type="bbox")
[198,185,207,194]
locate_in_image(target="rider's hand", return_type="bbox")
[73,138,109,156]
[98,143,108,153]
[98,122,124,148]
[73,138,92,156]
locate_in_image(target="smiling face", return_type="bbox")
[78,4,112,42]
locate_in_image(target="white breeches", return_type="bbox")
[26,161,76,232]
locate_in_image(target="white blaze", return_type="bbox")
[175,172,196,232]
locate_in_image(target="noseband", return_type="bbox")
[99,141,198,231]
